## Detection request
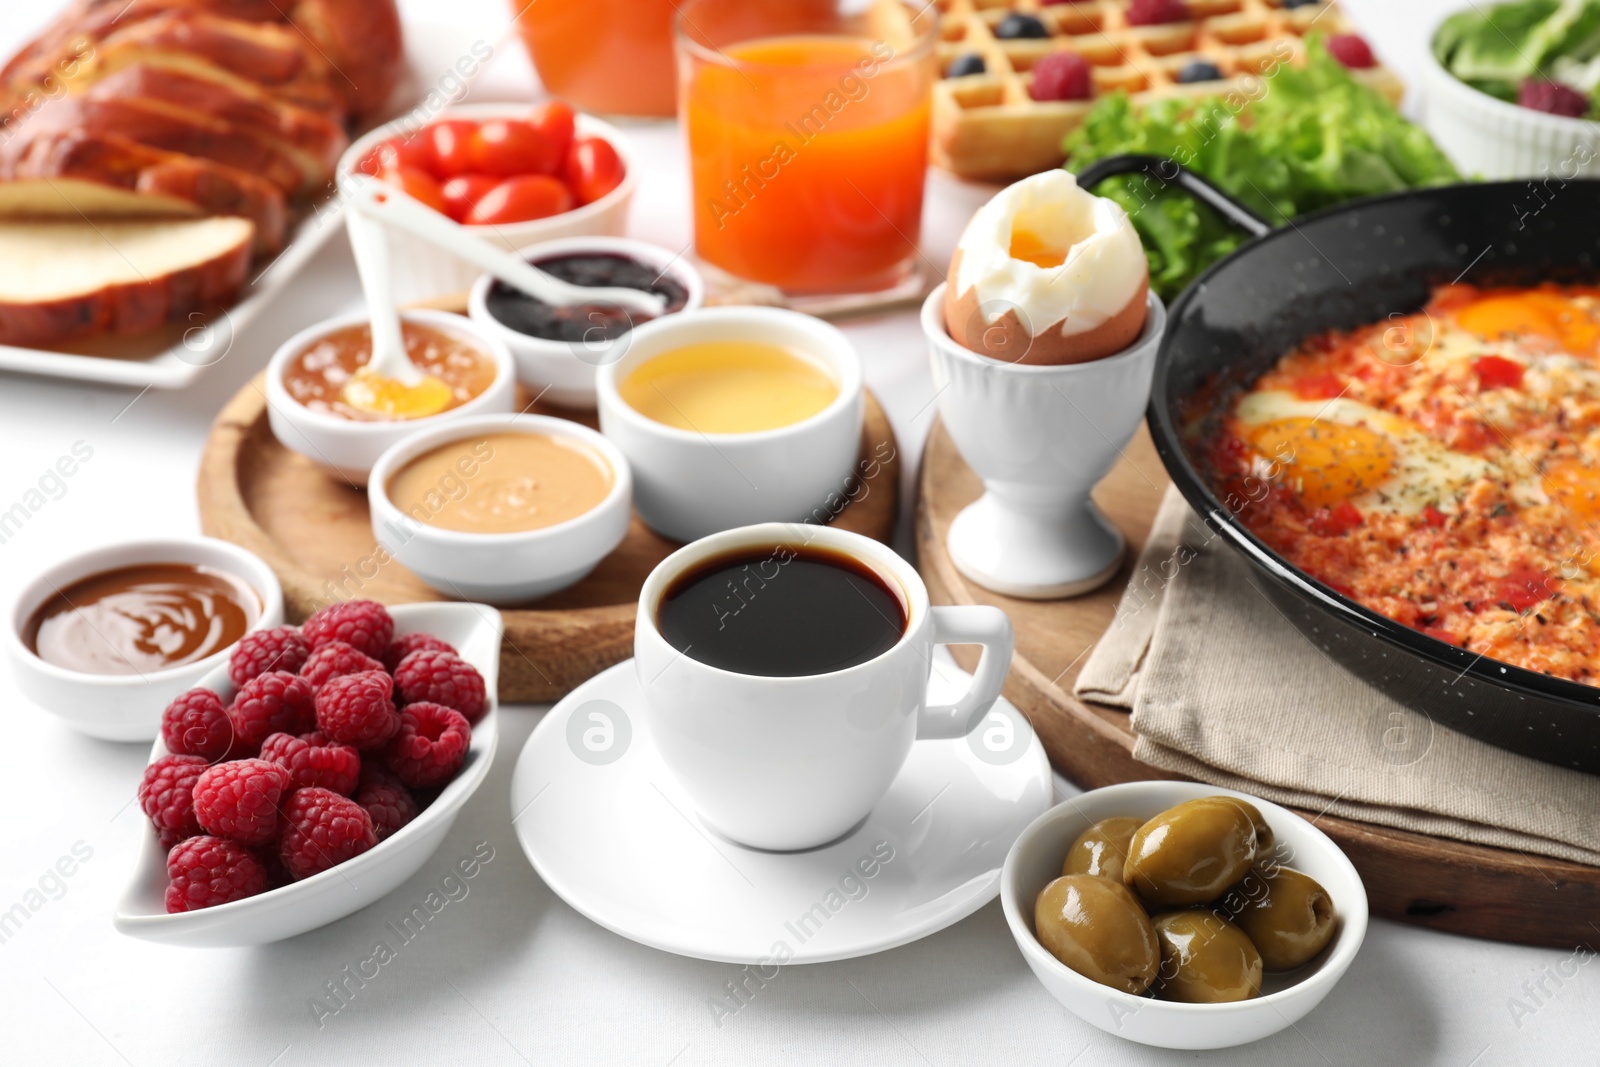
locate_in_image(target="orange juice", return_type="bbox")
[684,33,933,294]
[513,0,678,117]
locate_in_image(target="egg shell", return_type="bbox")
[942,249,1149,365]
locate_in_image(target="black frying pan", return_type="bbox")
[1075,154,1600,774]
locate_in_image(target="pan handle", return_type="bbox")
[1073,154,1274,240]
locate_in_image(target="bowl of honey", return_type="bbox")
[4,537,284,741]
[368,413,632,603]
[596,307,864,542]
[468,236,704,410]
[266,308,517,485]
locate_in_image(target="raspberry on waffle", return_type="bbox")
[930,0,1402,179]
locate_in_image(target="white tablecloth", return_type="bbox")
[1,1,1594,1063]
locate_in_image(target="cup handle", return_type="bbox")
[915,605,1014,740]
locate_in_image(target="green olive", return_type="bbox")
[1226,866,1337,971]
[1062,817,1143,883]
[1151,910,1263,1003]
[1221,797,1274,857]
[1123,797,1259,907]
[1034,874,1160,995]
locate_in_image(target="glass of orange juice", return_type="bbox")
[512,0,679,118]
[675,0,937,298]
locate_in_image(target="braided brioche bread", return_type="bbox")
[0,0,402,346]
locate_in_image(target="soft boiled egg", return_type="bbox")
[943,170,1149,366]
[1236,392,1495,515]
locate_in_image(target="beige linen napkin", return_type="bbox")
[1076,486,1600,867]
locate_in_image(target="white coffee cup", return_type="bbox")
[635,522,1014,851]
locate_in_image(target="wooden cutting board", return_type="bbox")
[198,377,899,704]
[917,416,1600,949]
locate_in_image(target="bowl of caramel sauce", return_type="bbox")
[5,538,283,741]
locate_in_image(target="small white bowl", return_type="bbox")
[1002,781,1368,1051]
[368,414,632,603]
[1423,22,1600,180]
[336,104,638,304]
[467,235,705,410]
[596,307,865,542]
[113,601,500,947]
[265,308,517,485]
[5,537,284,743]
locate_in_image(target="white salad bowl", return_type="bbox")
[113,601,501,947]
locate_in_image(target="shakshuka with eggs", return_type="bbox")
[1204,283,1600,683]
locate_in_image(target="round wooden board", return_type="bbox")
[917,417,1600,949]
[199,377,899,704]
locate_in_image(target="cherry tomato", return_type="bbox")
[1421,504,1448,528]
[563,136,624,205]
[468,119,561,177]
[427,119,481,177]
[1291,371,1345,400]
[464,175,573,225]
[370,134,436,177]
[1308,500,1363,537]
[530,100,576,167]
[383,165,448,214]
[1472,354,1525,391]
[1497,565,1553,613]
[439,173,500,222]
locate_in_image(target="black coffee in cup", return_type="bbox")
[657,543,906,677]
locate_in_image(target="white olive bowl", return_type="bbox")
[368,413,632,603]
[467,235,705,410]
[5,537,284,743]
[265,308,516,485]
[1002,781,1368,1050]
[336,105,638,304]
[113,601,501,947]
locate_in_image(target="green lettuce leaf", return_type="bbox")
[1063,39,1460,301]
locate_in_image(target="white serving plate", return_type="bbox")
[113,601,501,947]
[0,21,481,390]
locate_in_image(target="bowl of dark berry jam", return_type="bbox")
[470,236,703,409]
[5,537,284,741]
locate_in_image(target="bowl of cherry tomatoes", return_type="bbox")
[338,101,635,302]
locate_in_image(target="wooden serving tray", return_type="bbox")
[199,377,899,704]
[917,418,1600,948]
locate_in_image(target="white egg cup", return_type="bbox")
[923,285,1165,600]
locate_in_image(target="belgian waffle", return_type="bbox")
[931,0,1404,179]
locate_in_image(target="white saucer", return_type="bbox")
[510,659,1052,965]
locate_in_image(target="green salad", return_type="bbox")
[1063,40,1461,301]
[1435,0,1600,116]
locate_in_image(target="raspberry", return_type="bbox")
[192,759,291,847]
[1518,78,1588,117]
[261,731,362,796]
[315,670,400,749]
[1126,0,1189,26]
[300,641,385,691]
[165,835,268,912]
[1029,52,1093,102]
[302,600,393,660]
[228,626,309,687]
[394,650,487,724]
[383,702,470,788]
[279,787,377,880]
[138,754,208,839]
[380,632,456,673]
[160,688,236,762]
[356,764,418,840]
[1326,33,1376,70]
[228,670,316,749]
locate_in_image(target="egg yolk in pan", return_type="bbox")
[1247,417,1397,508]
[1542,458,1600,521]
[1457,291,1599,355]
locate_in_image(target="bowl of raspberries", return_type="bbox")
[114,599,500,947]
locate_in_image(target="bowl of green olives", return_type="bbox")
[1000,782,1367,1050]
